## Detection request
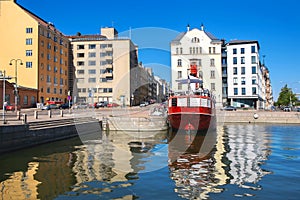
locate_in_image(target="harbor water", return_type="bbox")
[0,124,299,199]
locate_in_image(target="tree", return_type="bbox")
[276,84,298,106]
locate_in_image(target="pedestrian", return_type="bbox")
[3,101,8,112]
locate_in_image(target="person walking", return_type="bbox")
[3,101,8,112]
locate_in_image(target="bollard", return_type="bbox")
[17,111,21,120]
[48,110,52,118]
[22,113,27,124]
[60,110,63,117]
[34,110,38,119]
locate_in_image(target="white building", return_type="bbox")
[226,40,265,109]
[170,25,223,107]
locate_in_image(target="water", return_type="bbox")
[0,124,299,200]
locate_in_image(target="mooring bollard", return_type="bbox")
[34,110,38,119]
[60,110,63,117]
[48,110,52,118]
[22,113,27,124]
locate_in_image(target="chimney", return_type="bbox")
[201,23,204,31]
[187,24,190,32]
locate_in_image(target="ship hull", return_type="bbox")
[168,113,213,131]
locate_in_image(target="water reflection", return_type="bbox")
[0,124,280,199]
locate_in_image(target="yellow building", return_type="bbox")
[0,0,69,104]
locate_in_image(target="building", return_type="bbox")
[0,80,38,109]
[170,25,223,107]
[0,0,70,105]
[261,63,273,109]
[69,27,149,106]
[226,40,265,109]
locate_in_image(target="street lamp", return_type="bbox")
[0,70,12,124]
[9,59,23,112]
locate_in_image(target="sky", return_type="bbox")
[16,0,300,100]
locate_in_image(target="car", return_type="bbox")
[107,103,119,107]
[221,106,237,111]
[139,102,146,107]
[42,104,60,110]
[283,106,292,112]
[6,104,21,111]
[73,102,88,109]
[60,102,72,109]
[297,107,300,112]
[94,101,108,108]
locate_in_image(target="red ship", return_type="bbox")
[167,65,216,131]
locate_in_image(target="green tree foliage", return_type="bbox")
[276,84,298,106]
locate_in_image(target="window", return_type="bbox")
[77,53,84,58]
[241,77,246,85]
[77,70,84,74]
[26,62,32,68]
[233,57,237,64]
[252,87,257,95]
[26,38,32,45]
[54,88,57,94]
[189,47,192,54]
[77,45,84,50]
[54,66,58,73]
[252,77,257,84]
[241,67,245,75]
[198,59,202,66]
[251,56,256,64]
[210,59,215,66]
[88,60,96,66]
[88,69,96,74]
[233,48,237,54]
[31,96,35,105]
[47,32,51,39]
[47,54,51,60]
[88,78,96,83]
[89,52,96,57]
[89,44,96,49]
[211,83,215,91]
[47,88,50,93]
[77,61,84,66]
[177,71,182,78]
[233,67,238,75]
[178,83,182,90]
[47,64,51,71]
[252,66,256,74]
[177,59,182,67]
[233,77,238,85]
[241,56,245,64]
[47,75,51,83]
[210,70,215,79]
[234,88,238,95]
[180,48,183,54]
[26,27,33,33]
[192,37,200,43]
[176,48,179,54]
[53,36,57,42]
[251,45,256,53]
[242,88,246,95]
[54,56,58,62]
[24,96,28,105]
[100,78,107,82]
[241,48,245,54]
[60,89,62,94]
[54,77,58,84]
[77,78,84,83]
[26,50,32,56]
[60,78,64,85]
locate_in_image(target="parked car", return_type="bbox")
[42,104,60,110]
[73,102,88,109]
[6,104,21,111]
[107,103,119,107]
[283,106,292,112]
[221,106,237,111]
[94,101,108,108]
[297,107,300,112]
[60,102,72,109]
[139,102,146,107]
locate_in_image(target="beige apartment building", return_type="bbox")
[0,0,69,105]
[69,27,148,106]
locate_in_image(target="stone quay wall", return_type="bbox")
[217,110,300,124]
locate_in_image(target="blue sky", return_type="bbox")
[17,0,300,100]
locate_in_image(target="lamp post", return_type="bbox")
[9,59,23,112]
[0,70,12,124]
